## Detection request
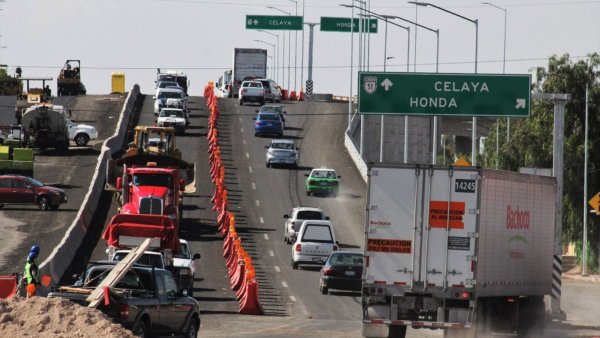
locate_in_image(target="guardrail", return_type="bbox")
[344,131,367,183]
[39,86,140,294]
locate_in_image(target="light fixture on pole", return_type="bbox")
[267,6,293,91]
[409,1,479,166]
[482,1,509,167]
[258,30,280,85]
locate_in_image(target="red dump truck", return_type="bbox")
[362,164,556,338]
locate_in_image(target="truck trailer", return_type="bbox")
[362,164,555,338]
[231,48,267,98]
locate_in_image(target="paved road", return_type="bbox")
[0,94,125,277]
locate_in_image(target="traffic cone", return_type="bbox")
[289,91,297,101]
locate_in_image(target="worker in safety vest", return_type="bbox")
[24,245,40,297]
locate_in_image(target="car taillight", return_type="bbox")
[323,268,334,276]
[333,245,339,251]
[265,89,271,93]
[295,244,301,252]
[242,89,247,93]
[119,304,129,319]
[255,121,260,127]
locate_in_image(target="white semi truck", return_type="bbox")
[231,48,267,98]
[362,164,556,338]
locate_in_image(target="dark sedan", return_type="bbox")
[319,251,363,294]
[254,112,284,137]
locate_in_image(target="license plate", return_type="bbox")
[267,123,273,126]
[345,271,355,276]
[320,182,328,186]
[312,257,323,263]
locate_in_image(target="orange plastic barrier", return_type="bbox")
[281,89,288,101]
[289,91,297,101]
[298,90,305,101]
[0,276,17,299]
[238,280,264,315]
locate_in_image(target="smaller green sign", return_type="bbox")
[320,17,378,33]
[246,15,303,30]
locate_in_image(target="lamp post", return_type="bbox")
[482,2,508,168]
[409,1,479,166]
[300,0,306,94]
[258,30,280,85]
[267,6,292,91]
[254,39,276,80]
[288,0,298,92]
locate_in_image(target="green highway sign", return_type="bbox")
[246,15,303,30]
[358,72,531,117]
[320,17,378,33]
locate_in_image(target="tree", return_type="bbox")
[481,53,600,271]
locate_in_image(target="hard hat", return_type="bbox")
[30,245,40,254]
[28,252,38,261]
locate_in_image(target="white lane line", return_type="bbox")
[245,152,250,159]
[263,233,268,240]
[289,296,297,302]
[243,140,246,145]
[281,281,289,288]
[241,128,244,133]
[249,166,253,173]
[238,117,242,122]
[251,183,256,190]
[260,217,264,224]
[274,266,280,272]
[269,250,274,257]
[255,200,260,207]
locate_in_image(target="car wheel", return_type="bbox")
[320,282,328,295]
[292,260,298,270]
[254,132,259,137]
[306,190,311,196]
[38,197,50,211]
[74,133,89,146]
[0,204,3,209]
[132,320,148,338]
[187,287,194,298]
[260,99,265,106]
[185,318,198,338]
[239,100,243,106]
[266,162,271,168]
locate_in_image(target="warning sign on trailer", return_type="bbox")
[429,201,465,229]
[367,238,412,253]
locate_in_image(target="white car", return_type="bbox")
[265,139,298,168]
[154,87,186,116]
[283,207,329,244]
[157,108,187,134]
[291,220,339,269]
[173,239,201,296]
[239,81,265,106]
[67,119,98,146]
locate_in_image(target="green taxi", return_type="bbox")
[305,168,341,197]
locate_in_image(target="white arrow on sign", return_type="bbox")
[380,78,393,91]
[515,99,526,109]
[371,23,377,29]
[253,19,259,25]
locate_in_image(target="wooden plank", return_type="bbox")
[86,238,153,308]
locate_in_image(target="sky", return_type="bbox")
[2,0,599,97]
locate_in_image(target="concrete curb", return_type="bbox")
[39,85,140,293]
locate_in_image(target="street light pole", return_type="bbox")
[254,39,276,80]
[288,0,298,92]
[410,1,479,166]
[267,6,293,90]
[300,0,306,93]
[258,30,280,84]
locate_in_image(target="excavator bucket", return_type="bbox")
[102,214,181,254]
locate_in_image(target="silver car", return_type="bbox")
[264,139,298,168]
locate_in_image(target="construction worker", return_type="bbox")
[24,245,40,297]
[15,66,22,78]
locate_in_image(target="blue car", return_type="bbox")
[254,112,283,137]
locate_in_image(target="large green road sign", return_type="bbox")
[320,17,378,33]
[246,15,303,30]
[358,72,531,117]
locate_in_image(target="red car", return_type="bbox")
[0,175,68,210]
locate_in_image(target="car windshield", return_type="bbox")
[86,267,153,290]
[302,224,333,243]
[113,252,164,269]
[258,114,280,121]
[159,91,183,99]
[329,253,363,266]
[260,106,283,114]
[132,173,172,187]
[244,82,262,88]
[160,110,184,118]
[297,210,323,219]
[271,142,294,150]
[159,81,178,88]
[174,242,191,259]
[25,177,45,188]
[311,170,336,179]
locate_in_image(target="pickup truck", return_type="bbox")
[291,220,339,269]
[238,80,265,106]
[48,262,201,338]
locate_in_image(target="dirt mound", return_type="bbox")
[0,296,136,337]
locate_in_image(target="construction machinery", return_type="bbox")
[21,103,70,152]
[0,124,33,176]
[0,65,22,96]
[57,59,86,96]
[14,77,53,124]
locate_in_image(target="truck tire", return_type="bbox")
[518,296,545,338]
[184,318,198,338]
[132,320,149,338]
[74,133,89,146]
[387,325,407,338]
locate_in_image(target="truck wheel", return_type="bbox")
[387,325,407,338]
[518,296,545,338]
[38,197,50,211]
[74,133,89,146]
[185,318,198,338]
[132,320,148,338]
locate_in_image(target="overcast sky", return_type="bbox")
[2,0,598,96]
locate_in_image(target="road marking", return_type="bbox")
[260,217,264,224]
[241,128,244,133]
[243,140,246,145]
[249,166,253,173]
[251,182,256,190]
[238,117,242,122]
[269,250,274,257]
[274,266,280,272]
[281,281,288,288]
[263,233,268,240]
[289,296,296,302]
[245,152,250,159]
[255,200,260,207]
